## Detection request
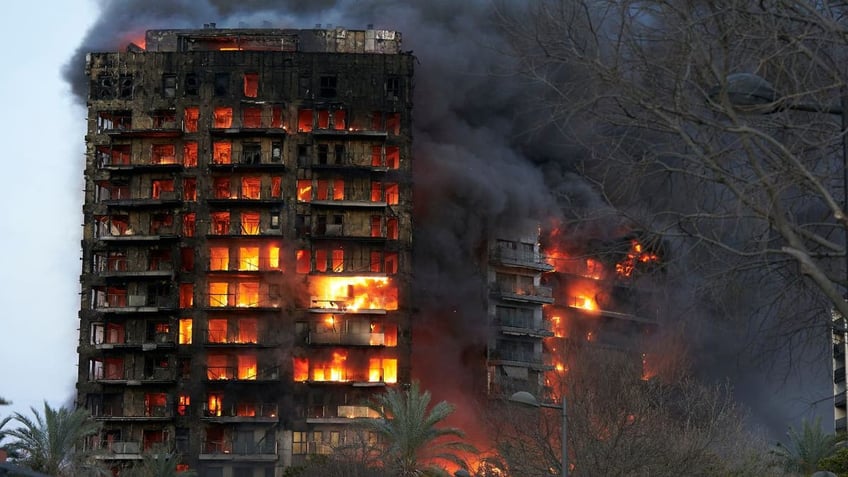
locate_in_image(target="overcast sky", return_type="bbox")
[0,0,97,417]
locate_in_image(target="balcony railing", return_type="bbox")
[95,294,174,310]
[308,331,385,346]
[490,246,555,271]
[495,316,554,337]
[92,440,142,456]
[491,350,546,367]
[493,284,554,304]
[201,439,277,456]
[206,366,279,381]
[207,294,280,309]
[203,403,278,419]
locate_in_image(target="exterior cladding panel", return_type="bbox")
[78,28,413,475]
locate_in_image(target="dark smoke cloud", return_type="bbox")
[66,0,816,443]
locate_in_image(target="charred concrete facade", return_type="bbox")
[485,230,555,398]
[77,27,414,475]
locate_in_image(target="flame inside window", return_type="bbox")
[309,276,398,311]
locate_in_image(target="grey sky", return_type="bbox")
[0,0,96,418]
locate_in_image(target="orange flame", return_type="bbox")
[616,240,659,277]
[293,357,309,382]
[550,315,566,338]
[309,276,398,311]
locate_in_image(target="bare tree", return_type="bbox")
[496,0,848,347]
[485,345,782,476]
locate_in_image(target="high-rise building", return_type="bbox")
[77,26,414,475]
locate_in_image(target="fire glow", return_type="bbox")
[566,282,600,312]
[309,276,398,311]
[615,240,659,277]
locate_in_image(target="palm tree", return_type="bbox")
[2,401,104,476]
[366,381,476,476]
[772,417,844,475]
[119,447,196,477]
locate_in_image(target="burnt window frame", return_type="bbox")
[386,76,402,101]
[214,72,230,97]
[162,74,177,98]
[319,75,337,98]
[184,73,200,96]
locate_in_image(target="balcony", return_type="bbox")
[91,441,143,459]
[838,417,847,432]
[837,393,847,408]
[94,295,175,313]
[489,350,550,370]
[206,294,281,310]
[306,404,380,424]
[308,331,386,346]
[205,366,279,382]
[92,405,172,421]
[308,299,389,315]
[492,284,554,304]
[310,199,388,209]
[92,369,177,385]
[490,246,555,272]
[495,316,554,338]
[836,367,846,384]
[105,127,182,138]
[200,439,277,461]
[202,403,278,422]
[311,126,388,139]
[93,336,176,351]
[97,262,174,279]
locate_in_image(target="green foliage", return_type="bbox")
[772,417,843,475]
[365,381,477,476]
[819,447,848,477]
[1,401,105,477]
[119,447,196,477]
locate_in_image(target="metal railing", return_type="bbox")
[309,331,385,346]
[202,439,276,455]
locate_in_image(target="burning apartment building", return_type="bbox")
[484,226,662,403]
[76,26,413,474]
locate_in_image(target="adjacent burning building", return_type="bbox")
[77,27,413,474]
[484,226,662,404]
